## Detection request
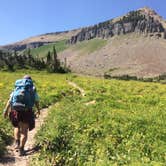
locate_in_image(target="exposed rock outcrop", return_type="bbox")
[68,8,165,44]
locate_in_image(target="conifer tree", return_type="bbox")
[53,46,60,72]
[46,51,51,65]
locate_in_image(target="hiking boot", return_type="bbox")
[19,147,25,156]
[14,140,20,150]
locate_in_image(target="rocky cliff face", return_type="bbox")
[68,8,165,44]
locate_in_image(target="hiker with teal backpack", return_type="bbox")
[3,75,40,156]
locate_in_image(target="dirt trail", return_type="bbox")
[68,81,86,97]
[68,81,96,105]
[0,106,51,166]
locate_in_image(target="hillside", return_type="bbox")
[23,40,68,58]
[59,34,166,77]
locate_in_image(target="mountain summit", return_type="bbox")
[139,7,162,19]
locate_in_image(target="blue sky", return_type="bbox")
[0,0,166,45]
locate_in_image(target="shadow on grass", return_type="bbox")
[25,144,41,156]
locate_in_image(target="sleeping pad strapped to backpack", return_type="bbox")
[11,79,35,109]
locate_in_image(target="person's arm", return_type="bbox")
[3,99,11,118]
[3,92,13,118]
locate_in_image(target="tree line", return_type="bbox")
[0,46,69,73]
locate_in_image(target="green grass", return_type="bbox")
[72,38,107,54]
[22,38,107,58]
[24,40,68,58]
[0,71,165,165]
[0,71,73,156]
[32,75,166,165]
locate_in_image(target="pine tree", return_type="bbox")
[53,46,59,71]
[46,51,51,65]
[52,46,60,72]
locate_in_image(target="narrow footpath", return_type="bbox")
[68,81,96,106]
[0,106,51,166]
[68,81,86,97]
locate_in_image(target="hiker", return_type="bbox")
[3,75,40,156]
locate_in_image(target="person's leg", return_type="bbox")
[19,122,29,155]
[14,127,19,140]
[14,127,20,149]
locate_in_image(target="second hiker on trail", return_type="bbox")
[3,75,40,156]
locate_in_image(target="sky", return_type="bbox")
[0,0,166,45]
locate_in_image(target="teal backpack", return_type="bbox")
[11,79,35,109]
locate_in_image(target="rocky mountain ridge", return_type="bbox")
[68,7,166,44]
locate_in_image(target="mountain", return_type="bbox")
[59,7,166,78]
[68,7,166,44]
[1,7,166,78]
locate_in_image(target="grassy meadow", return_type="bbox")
[71,38,107,54]
[22,38,107,58]
[23,40,68,58]
[0,71,166,165]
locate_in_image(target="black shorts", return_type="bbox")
[9,108,35,131]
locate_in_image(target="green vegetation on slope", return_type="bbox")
[0,47,68,72]
[24,40,68,58]
[32,75,165,165]
[72,38,107,54]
